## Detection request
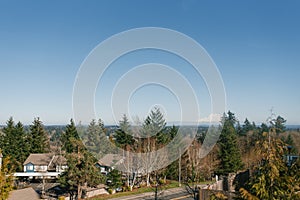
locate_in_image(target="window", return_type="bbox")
[26,164,34,171]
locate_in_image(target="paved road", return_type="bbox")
[109,187,195,200]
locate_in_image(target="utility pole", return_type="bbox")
[179,148,181,187]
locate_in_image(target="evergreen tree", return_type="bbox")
[251,122,257,130]
[83,118,112,158]
[286,134,294,146]
[59,144,105,199]
[236,121,243,136]
[143,107,167,144]
[97,118,115,154]
[114,115,134,149]
[29,118,49,153]
[0,118,29,171]
[107,169,122,189]
[141,108,168,186]
[84,119,101,152]
[285,134,298,154]
[260,122,269,134]
[0,117,15,157]
[242,118,252,134]
[165,159,179,180]
[60,120,105,198]
[227,111,237,125]
[275,115,286,134]
[13,122,29,171]
[217,111,244,175]
[144,107,166,132]
[168,125,178,141]
[61,119,80,154]
[97,118,106,138]
[114,115,139,188]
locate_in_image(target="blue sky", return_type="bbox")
[0,0,299,125]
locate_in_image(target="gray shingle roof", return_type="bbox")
[23,153,53,165]
[8,187,39,200]
[98,154,123,167]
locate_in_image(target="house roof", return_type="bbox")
[24,153,53,165]
[98,154,123,167]
[23,153,67,166]
[8,187,39,200]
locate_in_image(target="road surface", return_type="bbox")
[109,187,195,200]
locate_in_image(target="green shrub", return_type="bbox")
[159,179,166,185]
[108,188,113,194]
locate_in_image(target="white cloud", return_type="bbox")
[198,113,222,123]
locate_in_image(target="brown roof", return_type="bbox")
[98,154,123,167]
[8,187,39,200]
[24,153,53,165]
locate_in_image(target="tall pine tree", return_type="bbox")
[84,119,101,151]
[0,117,15,158]
[0,118,29,171]
[29,118,49,153]
[275,115,286,134]
[242,118,252,134]
[114,115,134,149]
[61,119,80,154]
[59,119,105,199]
[143,107,167,144]
[217,111,244,175]
[13,122,29,171]
[83,118,113,158]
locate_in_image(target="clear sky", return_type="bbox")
[0,0,299,125]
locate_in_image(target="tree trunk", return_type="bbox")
[126,146,130,187]
[146,173,150,187]
[77,184,82,200]
[129,172,136,191]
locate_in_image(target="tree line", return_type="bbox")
[0,117,49,172]
[0,109,299,199]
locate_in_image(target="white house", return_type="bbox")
[23,153,67,173]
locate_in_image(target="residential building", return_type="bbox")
[96,154,124,174]
[23,153,67,173]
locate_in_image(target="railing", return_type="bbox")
[13,172,62,177]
